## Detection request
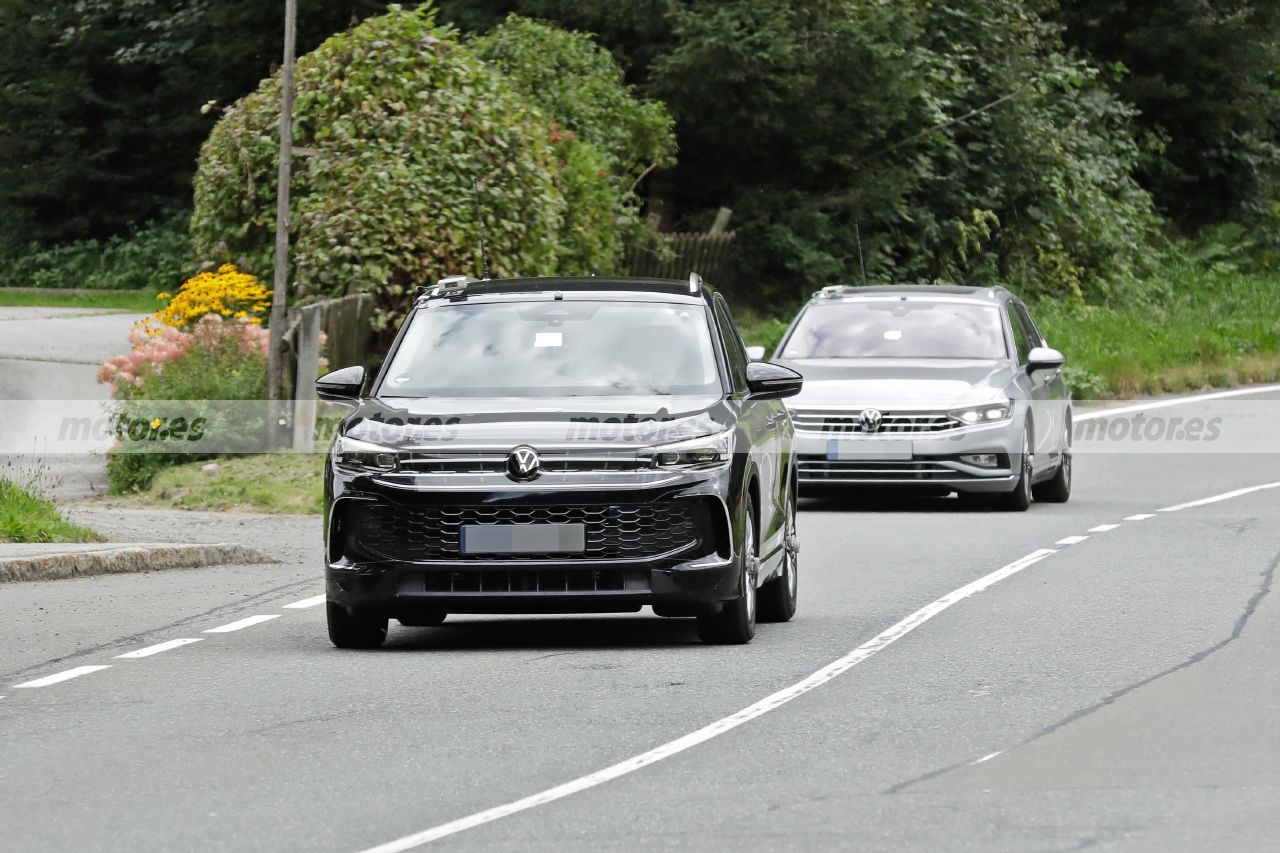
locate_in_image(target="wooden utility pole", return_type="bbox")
[267,0,298,444]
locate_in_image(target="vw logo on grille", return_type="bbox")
[858,408,884,433]
[506,445,541,481]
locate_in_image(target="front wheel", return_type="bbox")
[1000,425,1034,512]
[697,496,758,644]
[1033,422,1072,503]
[758,488,798,623]
[327,602,387,649]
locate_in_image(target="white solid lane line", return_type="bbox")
[203,615,280,634]
[284,595,327,610]
[1056,535,1089,545]
[353,548,1060,853]
[1074,383,1280,422]
[1125,513,1156,521]
[1087,524,1120,533]
[1159,481,1280,513]
[14,666,113,689]
[114,638,203,659]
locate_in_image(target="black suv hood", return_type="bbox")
[341,394,729,449]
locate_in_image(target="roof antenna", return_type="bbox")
[855,221,869,287]
[472,178,492,280]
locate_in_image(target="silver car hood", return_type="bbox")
[780,358,1015,410]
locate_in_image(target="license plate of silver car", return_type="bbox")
[460,524,587,555]
[827,439,913,461]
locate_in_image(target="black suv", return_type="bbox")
[316,275,804,647]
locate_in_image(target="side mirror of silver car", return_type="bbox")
[1027,346,1065,374]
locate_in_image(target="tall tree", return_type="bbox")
[0,0,390,247]
[1056,0,1280,228]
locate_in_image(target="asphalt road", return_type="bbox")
[3,389,1279,852]
[0,307,147,498]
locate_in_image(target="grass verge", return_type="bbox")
[109,453,324,515]
[0,479,104,544]
[735,259,1280,400]
[0,287,161,312]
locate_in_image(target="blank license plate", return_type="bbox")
[460,524,586,555]
[827,439,913,461]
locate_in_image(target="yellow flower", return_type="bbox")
[156,292,172,301]
[150,418,162,430]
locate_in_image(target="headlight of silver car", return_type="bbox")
[333,435,398,472]
[949,401,1012,426]
[642,430,734,471]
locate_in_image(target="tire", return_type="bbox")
[758,487,798,623]
[327,601,388,649]
[398,608,447,628]
[1000,425,1034,512]
[697,496,758,644]
[1033,421,1072,503]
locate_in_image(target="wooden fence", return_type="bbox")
[284,293,375,451]
[624,232,737,285]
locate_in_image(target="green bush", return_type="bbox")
[1,216,192,291]
[191,4,673,334]
[471,16,676,273]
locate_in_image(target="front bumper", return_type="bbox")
[794,419,1022,492]
[325,469,738,616]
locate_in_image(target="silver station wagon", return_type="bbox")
[759,285,1072,510]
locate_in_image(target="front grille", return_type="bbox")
[351,501,703,563]
[792,410,960,434]
[798,456,979,481]
[396,450,647,474]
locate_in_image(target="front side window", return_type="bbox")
[780,299,1008,360]
[713,297,749,394]
[380,300,722,398]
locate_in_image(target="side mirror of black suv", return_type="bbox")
[746,362,803,400]
[316,366,366,403]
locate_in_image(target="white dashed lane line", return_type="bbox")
[14,666,113,689]
[1055,535,1089,546]
[284,595,327,610]
[1125,513,1156,521]
[115,638,203,659]
[1087,524,1121,533]
[204,615,281,634]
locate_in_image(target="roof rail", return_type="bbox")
[416,275,708,304]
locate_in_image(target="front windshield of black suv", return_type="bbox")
[380,299,722,397]
[781,299,1008,360]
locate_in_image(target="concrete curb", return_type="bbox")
[0,544,278,584]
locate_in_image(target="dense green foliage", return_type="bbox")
[192,6,673,332]
[5,0,1280,314]
[1056,0,1280,228]
[0,0,388,248]
[440,1,1165,302]
[0,217,192,291]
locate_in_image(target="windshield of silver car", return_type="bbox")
[379,300,723,397]
[781,299,1008,360]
